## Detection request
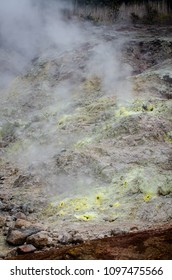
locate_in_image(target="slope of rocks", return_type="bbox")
[0,24,171,259]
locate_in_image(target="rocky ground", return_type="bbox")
[0,23,172,259]
[9,222,172,260]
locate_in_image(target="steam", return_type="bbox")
[86,42,132,101]
[0,0,133,195]
[0,0,83,88]
[0,0,41,86]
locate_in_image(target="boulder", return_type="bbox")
[6,227,41,246]
[6,230,27,246]
[15,219,32,229]
[26,231,53,249]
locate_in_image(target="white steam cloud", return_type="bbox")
[0,0,83,88]
[0,0,133,195]
[87,42,132,100]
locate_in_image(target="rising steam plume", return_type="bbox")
[0,0,132,195]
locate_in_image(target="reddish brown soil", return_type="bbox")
[9,223,172,260]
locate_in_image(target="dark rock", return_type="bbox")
[6,227,41,246]
[6,230,30,246]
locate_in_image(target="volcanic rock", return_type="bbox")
[6,227,41,246]
[26,231,53,249]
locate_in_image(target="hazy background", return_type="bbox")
[0,0,82,88]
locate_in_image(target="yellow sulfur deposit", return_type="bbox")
[115,106,130,118]
[143,193,152,202]
[113,201,120,207]
[70,197,88,211]
[75,213,95,221]
[95,193,104,205]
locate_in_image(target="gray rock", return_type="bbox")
[26,231,53,249]
[58,233,73,245]
[6,227,41,246]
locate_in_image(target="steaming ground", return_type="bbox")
[0,3,132,191]
[0,1,172,254]
[0,22,133,205]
